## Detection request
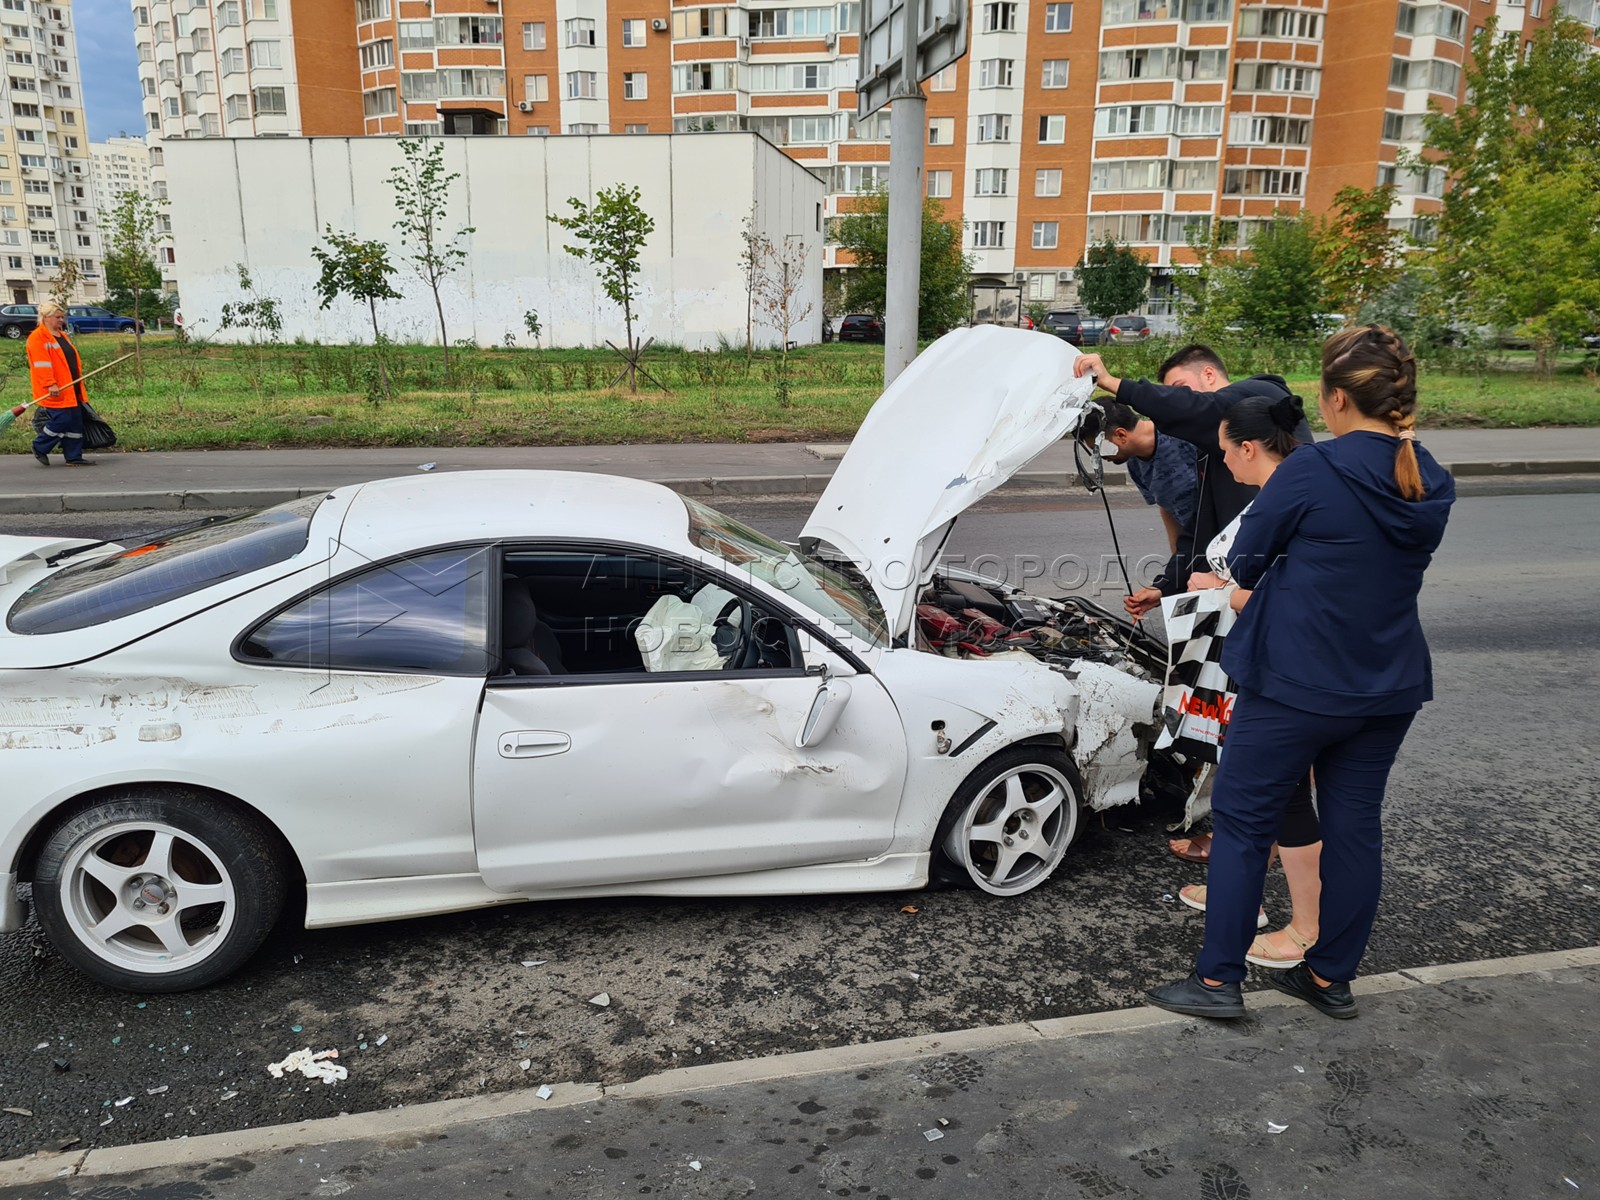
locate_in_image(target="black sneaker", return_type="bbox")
[1146,971,1245,1019]
[33,451,49,466]
[65,459,95,466]
[1263,962,1358,1019]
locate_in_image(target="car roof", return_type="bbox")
[337,470,696,559]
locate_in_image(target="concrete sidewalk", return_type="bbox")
[3,427,1599,513]
[3,947,1595,1198]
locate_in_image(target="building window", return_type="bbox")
[565,17,596,47]
[1222,167,1304,196]
[671,8,731,37]
[982,2,1017,31]
[928,64,957,90]
[1036,168,1062,196]
[972,221,1006,249]
[672,62,738,92]
[1038,114,1066,143]
[221,47,246,75]
[751,7,834,36]
[567,123,599,134]
[251,0,280,17]
[621,18,647,46]
[215,2,241,28]
[1237,62,1320,93]
[1043,2,1073,30]
[521,22,545,51]
[355,0,389,21]
[1032,222,1059,250]
[1240,7,1321,38]
[790,115,838,144]
[439,69,505,98]
[362,87,398,118]
[435,16,503,45]
[973,167,1009,196]
[928,116,954,144]
[252,86,287,116]
[1394,3,1465,42]
[977,58,1014,87]
[976,113,1011,142]
[402,71,439,101]
[624,123,650,134]
[358,39,391,70]
[526,126,550,136]
[926,169,952,198]
[249,39,282,68]
[1388,58,1460,95]
[567,70,598,99]
[623,72,647,99]
[1041,59,1068,88]
[523,74,548,103]
[1230,113,1311,145]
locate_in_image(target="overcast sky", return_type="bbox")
[77,0,146,141]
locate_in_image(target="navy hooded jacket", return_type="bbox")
[1222,431,1455,717]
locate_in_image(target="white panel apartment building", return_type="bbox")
[0,0,100,304]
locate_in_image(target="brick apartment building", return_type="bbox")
[131,0,1600,313]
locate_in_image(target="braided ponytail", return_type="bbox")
[1321,324,1425,500]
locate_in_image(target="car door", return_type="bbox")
[471,546,909,893]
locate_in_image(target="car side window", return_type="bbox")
[239,547,490,675]
[496,549,801,681]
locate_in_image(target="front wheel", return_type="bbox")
[33,793,287,992]
[1,324,21,340]
[933,746,1083,896]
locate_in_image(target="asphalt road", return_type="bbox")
[1,491,1596,1162]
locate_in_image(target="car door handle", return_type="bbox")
[498,730,572,759]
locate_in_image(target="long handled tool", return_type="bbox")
[0,352,135,434]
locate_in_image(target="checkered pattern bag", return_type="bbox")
[1154,589,1239,762]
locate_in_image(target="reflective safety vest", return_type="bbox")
[28,324,85,409]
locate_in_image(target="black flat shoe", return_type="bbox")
[1263,962,1358,1019]
[33,451,48,466]
[65,459,95,466]
[1146,972,1245,1019]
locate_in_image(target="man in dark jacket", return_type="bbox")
[1073,344,1314,620]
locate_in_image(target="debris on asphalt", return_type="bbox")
[267,1048,347,1085]
[113,1097,134,1108]
[937,1118,950,1127]
[32,1042,48,1052]
[909,972,921,981]
[219,1091,238,1101]
[689,1161,703,1172]
[589,993,611,1008]
[52,1059,70,1073]
[1160,893,1175,903]
[291,1024,303,1033]
[536,1084,554,1100]
[1044,996,1052,1005]
[1294,1065,1305,1074]
[1266,1121,1288,1134]
[99,1116,113,1128]
[900,906,919,914]
[519,1059,531,1072]
[1563,1180,1579,1191]
[418,463,437,471]
[522,959,547,967]
[2,1107,32,1117]
[147,1085,170,1095]
[376,1034,388,1047]
[922,1128,945,1142]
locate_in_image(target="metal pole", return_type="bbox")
[884,79,926,387]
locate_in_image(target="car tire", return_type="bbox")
[932,745,1083,896]
[33,791,288,992]
[1,325,21,340]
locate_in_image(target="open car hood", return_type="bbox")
[801,326,1094,639]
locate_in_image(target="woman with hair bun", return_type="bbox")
[1148,325,1455,1021]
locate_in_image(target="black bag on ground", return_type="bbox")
[81,403,117,451]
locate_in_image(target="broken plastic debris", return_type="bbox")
[266,1048,348,1085]
[418,462,437,471]
[1043,996,1052,1005]
[219,1091,238,1101]
[588,993,611,1008]
[1564,1180,1579,1191]
[536,1084,554,1100]
[689,1161,703,1172]
[2,1108,32,1117]
[1267,1121,1289,1134]
[291,1024,303,1033]
[114,1097,134,1108]
[1160,893,1175,903]
[376,1035,388,1047]
[99,1116,113,1128]
[923,1128,945,1142]
[937,1118,950,1127]
[522,959,548,967]
[900,906,919,914]
[1294,1065,1306,1074]
[32,1042,48,1052]
[519,1059,532,1072]
[909,972,921,981]
[146,1085,169,1096]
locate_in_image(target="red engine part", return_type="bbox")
[916,603,966,645]
[960,608,1009,642]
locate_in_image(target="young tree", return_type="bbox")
[548,183,657,391]
[1312,184,1404,319]
[833,185,972,338]
[47,257,82,310]
[310,227,402,400]
[387,138,475,374]
[739,204,772,357]
[100,189,169,380]
[752,235,815,405]
[1075,235,1150,319]
[1216,216,1325,342]
[218,263,284,394]
[1465,164,1600,376]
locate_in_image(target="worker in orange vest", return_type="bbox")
[29,301,93,466]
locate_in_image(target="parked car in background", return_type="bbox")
[1582,331,1600,351]
[68,306,143,335]
[1044,312,1109,347]
[838,314,885,343]
[0,305,44,340]
[1106,315,1152,343]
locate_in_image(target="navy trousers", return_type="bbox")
[33,403,85,462]
[1196,690,1416,985]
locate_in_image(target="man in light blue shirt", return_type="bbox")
[1096,400,1199,554]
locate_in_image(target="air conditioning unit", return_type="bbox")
[738,36,750,51]
[1012,271,1027,283]
[824,32,837,48]
[1057,270,1073,283]
[518,99,533,111]
[651,17,667,30]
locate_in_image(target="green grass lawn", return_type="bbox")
[6,334,1597,453]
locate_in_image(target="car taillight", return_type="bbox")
[1109,325,1121,336]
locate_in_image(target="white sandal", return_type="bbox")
[1178,885,1268,930]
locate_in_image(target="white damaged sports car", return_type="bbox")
[1,327,1192,991]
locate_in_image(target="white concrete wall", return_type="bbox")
[163,133,825,350]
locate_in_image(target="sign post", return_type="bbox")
[858,0,968,386]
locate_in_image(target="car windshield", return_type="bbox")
[682,497,889,648]
[8,494,328,635]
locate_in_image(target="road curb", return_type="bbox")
[5,944,1596,1187]
[4,458,1597,514]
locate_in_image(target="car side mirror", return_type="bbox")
[796,678,852,749]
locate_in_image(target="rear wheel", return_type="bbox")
[2,324,21,340]
[33,793,287,992]
[933,746,1083,896]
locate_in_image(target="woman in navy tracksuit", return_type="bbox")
[1147,325,1456,1020]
